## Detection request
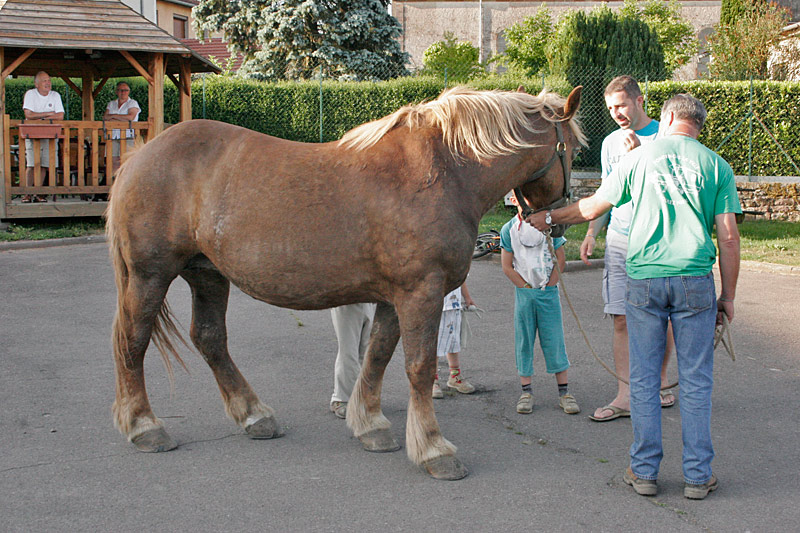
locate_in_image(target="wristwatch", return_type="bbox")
[545,210,552,225]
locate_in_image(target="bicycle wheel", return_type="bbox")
[473,231,500,258]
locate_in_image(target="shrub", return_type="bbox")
[422,32,485,83]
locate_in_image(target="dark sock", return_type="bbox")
[558,383,569,397]
[521,383,532,393]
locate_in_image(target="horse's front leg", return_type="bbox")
[396,286,468,480]
[348,301,401,453]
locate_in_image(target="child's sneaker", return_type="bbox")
[447,373,475,394]
[516,392,533,414]
[432,378,444,399]
[559,394,580,414]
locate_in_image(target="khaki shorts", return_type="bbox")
[24,138,59,168]
[436,309,462,358]
[602,229,628,316]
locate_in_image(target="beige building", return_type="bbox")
[392,0,722,79]
[156,0,201,39]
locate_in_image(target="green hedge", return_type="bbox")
[646,80,800,176]
[7,76,800,176]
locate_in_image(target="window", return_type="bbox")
[173,15,188,39]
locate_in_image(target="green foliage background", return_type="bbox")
[422,32,485,83]
[7,76,800,175]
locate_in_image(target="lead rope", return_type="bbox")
[715,314,735,361]
[545,233,680,390]
[545,233,736,388]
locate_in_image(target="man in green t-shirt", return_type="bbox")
[528,94,741,500]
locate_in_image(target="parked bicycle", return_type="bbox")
[473,230,501,258]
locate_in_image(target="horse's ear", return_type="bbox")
[516,85,526,93]
[563,86,582,119]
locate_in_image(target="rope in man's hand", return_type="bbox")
[715,313,735,361]
[545,232,735,390]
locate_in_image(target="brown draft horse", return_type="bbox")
[106,85,584,480]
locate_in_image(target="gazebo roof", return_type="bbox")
[0,0,220,77]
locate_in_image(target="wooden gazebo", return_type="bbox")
[0,0,220,219]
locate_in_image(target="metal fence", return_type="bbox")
[197,62,800,177]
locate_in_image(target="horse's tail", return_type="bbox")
[105,165,189,397]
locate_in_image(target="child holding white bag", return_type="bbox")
[433,283,478,398]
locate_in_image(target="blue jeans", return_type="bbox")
[625,273,716,485]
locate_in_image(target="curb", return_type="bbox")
[474,251,604,271]
[0,234,106,251]
[739,260,800,276]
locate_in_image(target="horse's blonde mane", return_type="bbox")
[339,86,586,161]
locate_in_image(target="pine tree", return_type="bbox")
[194,0,409,80]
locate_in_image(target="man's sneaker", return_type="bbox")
[447,374,476,394]
[684,475,718,500]
[516,392,533,414]
[432,379,444,399]
[623,467,657,496]
[559,394,581,414]
[329,401,347,419]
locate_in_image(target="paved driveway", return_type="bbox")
[1,242,799,531]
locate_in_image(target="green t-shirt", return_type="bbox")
[596,135,741,279]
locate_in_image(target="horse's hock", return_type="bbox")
[571,176,800,222]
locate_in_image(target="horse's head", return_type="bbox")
[515,86,584,238]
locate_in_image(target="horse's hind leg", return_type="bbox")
[112,275,177,452]
[181,267,281,439]
[348,301,401,453]
[396,286,467,480]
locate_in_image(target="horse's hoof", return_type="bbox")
[131,427,177,453]
[359,429,401,453]
[422,456,469,480]
[245,415,283,439]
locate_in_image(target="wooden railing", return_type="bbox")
[3,116,150,203]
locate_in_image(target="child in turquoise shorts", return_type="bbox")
[500,192,579,415]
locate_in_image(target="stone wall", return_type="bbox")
[737,182,800,221]
[393,0,722,80]
[570,179,800,222]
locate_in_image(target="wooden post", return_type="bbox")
[179,56,192,122]
[149,53,165,135]
[82,72,95,121]
[0,46,6,218]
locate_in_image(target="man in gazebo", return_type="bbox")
[22,71,64,203]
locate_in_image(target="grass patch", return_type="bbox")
[735,220,800,265]
[478,208,799,265]
[1,218,105,242]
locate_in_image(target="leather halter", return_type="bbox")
[512,121,571,237]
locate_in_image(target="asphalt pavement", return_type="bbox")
[1,241,799,532]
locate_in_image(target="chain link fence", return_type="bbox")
[196,62,800,177]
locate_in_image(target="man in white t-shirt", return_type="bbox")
[22,71,64,202]
[103,81,140,172]
[579,75,674,422]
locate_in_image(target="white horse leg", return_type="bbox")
[348,302,400,452]
[396,287,467,480]
[112,274,178,452]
